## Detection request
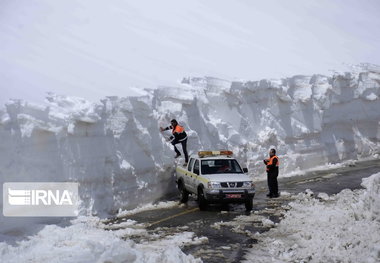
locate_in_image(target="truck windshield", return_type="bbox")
[201,159,243,174]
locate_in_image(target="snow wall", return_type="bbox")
[1,68,380,233]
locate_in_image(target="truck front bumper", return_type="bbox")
[204,189,255,203]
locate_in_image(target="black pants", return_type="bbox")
[172,138,188,163]
[267,172,279,196]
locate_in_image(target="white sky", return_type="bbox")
[0,0,379,105]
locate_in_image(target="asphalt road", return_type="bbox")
[108,159,380,263]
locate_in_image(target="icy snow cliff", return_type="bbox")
[1,69,380,223]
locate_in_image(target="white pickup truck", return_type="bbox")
[176,151,255,211]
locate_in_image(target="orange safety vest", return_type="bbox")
[172,125,185,134]
[266,155,279,171]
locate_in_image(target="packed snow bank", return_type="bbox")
[244,172,380,263]
[0,216,202,263]
[1,68,380,233]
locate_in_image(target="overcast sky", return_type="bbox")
[1,0,379,105]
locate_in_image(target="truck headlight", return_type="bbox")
[208,182,221,189]
[243,181,254,188]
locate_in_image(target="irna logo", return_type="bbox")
[3,182,79,217]
[8,188,73,206]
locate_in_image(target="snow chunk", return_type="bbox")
[262,218,275,228]
[120,160,133,170]
[117,201,180,218]
[17,113,62,137]
[317,192,330,201]
[0,216,201,263]
[365,92,378,101]
[46,93,101,123]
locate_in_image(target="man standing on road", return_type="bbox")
[264,148,280,198]
[160,119,189,165]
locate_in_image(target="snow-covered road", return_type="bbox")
[0,159,379,262]
[107,159,380,262]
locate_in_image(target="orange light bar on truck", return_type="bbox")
[198,150,233,158]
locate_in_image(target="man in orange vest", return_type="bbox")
[263,148,280,198]
[160,119,189,164]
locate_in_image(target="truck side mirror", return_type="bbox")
[243,168,248,173]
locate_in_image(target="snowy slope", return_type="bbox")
[1,68,380,235]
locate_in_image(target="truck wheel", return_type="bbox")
[245,197,253,211]
[198,187,208,211]
[178,181,189,203]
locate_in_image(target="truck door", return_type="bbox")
[190,159,200,193]
[184,158,195,190]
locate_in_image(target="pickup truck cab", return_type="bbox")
[176,151,255,211]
